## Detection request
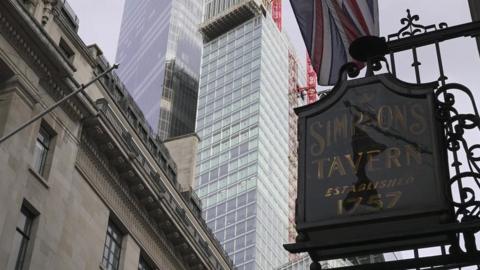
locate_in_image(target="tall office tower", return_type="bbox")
[276,255,353,270]
[115,0,203,139]
[195,0,292,269]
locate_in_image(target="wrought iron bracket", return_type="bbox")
[302,9,480,269]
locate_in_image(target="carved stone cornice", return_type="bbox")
[79,111,233,269]
[0,0,90,121]
[89,98,234,269]
[76,136,187,270]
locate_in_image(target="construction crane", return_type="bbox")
[294,54,319,105]
[302,55,319,104]
[268,0,318,104]
[271,0,282,31]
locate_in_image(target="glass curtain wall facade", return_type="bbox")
[276,255,353,270]
[115,0,202,139]
[195,12,290,270]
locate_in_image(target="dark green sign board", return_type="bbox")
[288,74,452,259]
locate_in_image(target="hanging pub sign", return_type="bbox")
[284,74,453,259]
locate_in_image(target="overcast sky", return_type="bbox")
[67,0,478,86]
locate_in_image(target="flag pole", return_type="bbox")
[0,64,119,144]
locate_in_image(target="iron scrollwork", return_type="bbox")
[335,8,480,258]
[435,83,480,252]
[309,10,480,268]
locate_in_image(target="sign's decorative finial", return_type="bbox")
[349,36,387,62]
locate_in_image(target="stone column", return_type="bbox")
[119,234,141,270]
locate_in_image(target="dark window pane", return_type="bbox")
[210,168,219,180]
[244,261,255,270]
[234,250,245,264]
[14,206,35,270]
[235,235,245,250]
[225,226,235,239]
[33,126,51,176]
[246,204,256,217]
[236,221,246,235]
[237,207,246,221]
[138,256,153,270]
[245,247,255,261]
[238,193,247,207]
[217,203,226,216]
[217,216,226,230]
[215,230,225,242]
[200,173,209,185]
[239,142,249,155]
[230,147,239,158]
[102,221,122,270]
[206,208,216,221]
[219,164,228,176]
[226,199,236,212]
[226,212,235,226]
[246,218,255,232]
[37,127,50,146]
[247,190,256,202]
[245,232,255,246]
[207,221,215,231]
[225,240,234,254]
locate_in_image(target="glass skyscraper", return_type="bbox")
[195,1,292,269]
[115,0,203,139]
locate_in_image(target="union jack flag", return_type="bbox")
[290,0,379,85]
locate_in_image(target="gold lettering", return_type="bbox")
[386,178,397,188]
[310,122,325,156]
[328,156,347,178]
[344,153,364,173]
[341,185,351,194]
[385,191,402,208]
[333,114,348,143]
[378,105,393,130]
[378,180,387,189]
[357,183,367,192]
[313,158,329,179]
[410,103,427,135]
[367,150,381,171]
[352,111,364,136]
[393,105,408,131]
[386,147,402,168]
[406,145,422,165]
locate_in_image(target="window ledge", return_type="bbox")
[28,167,49,189]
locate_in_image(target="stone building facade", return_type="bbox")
[0,0,233,269]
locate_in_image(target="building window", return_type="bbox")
[32,126,51,176]
[12,205,35,270]
[101,221,123,270]
[59,38,75,62]
[138,256,153,270]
